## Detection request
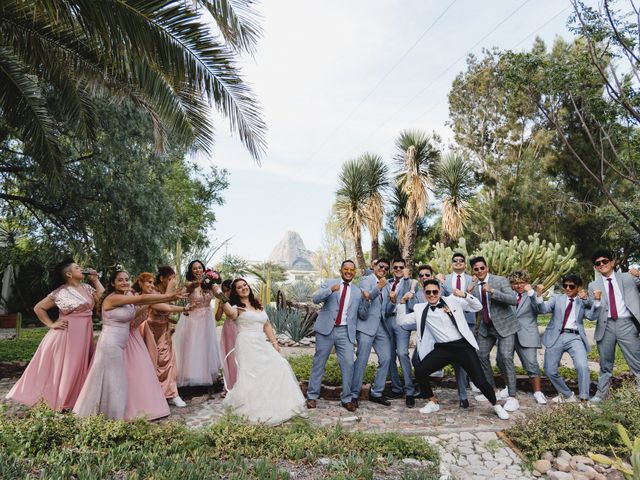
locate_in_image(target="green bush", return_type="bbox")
[507,382,640,460]
[0,406,438,479]
[289,354,377,386]
[0,328,48,361]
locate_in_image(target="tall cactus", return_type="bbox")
[428,234,576,290]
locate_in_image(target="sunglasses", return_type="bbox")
[424,289,439,295]
[392,266,404,270]
[343,268,356,273]
[377,264,390,270]
[562,283,577,290]
[472,266,486,272]
[418,273,432,278]
[594,259,610,267]
[452,259,465,264]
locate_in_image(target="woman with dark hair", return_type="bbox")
[138,268,189,407]
[73,266,183,420]
[216,279,237,392]
[6,259,103,410]
[173,260,222,387]
[213,279,305,425]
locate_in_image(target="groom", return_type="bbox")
[307,260,370,412]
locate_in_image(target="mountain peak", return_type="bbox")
[268,231,315,271]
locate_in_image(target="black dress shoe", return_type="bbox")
[415,390,429,399]
[387,390,404,399]
[459,399,469,409]
[368,393,391,406]
[405,395,415,408]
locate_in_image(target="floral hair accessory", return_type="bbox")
[111,263,126,272]
[200,269,221,290]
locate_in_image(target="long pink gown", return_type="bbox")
[139,308,178,399]
[6,284,95,410]
[220,315,238,391]
[173,287,222,386]
[73,303,169,420]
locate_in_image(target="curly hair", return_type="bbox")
[185,260,206,281]
[133,272,155,293]
[507,270,530,284]
[229,278,262,310]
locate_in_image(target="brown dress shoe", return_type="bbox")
[341,401,357,412]
[352,399,359,409]
[306,399,317,409]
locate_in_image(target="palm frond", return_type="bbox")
[201,0,263,54]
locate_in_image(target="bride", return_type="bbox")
[213,279,305,425]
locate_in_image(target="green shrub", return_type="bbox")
[0,406,438,478]
[0,328,48,362]
[288,354,377,385]
[507,382,640,460]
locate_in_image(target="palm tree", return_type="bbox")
[393,129,440,270]
[433,152,475,246]
[389,183,410,252]
[0,0,266,175]
[359,153,390,262]
[335,158,369,273]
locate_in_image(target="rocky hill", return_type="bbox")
[268,231,315,271]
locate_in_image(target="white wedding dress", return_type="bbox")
[222,309,306,425]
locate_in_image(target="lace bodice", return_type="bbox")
[235,309,268,334]
[188,287,214,310]
[47,284,96,314]
[102,304,135,328]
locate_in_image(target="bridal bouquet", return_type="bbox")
[200,269,221,290]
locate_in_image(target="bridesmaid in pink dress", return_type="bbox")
[173,260,222,387]
[136,269,190,408]
[73,267,182,420]
[217,279,238,392]
[6,259,103,410]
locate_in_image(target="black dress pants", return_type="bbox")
[413,338,497,404]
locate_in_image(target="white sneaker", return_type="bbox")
[493,404,510,420]
[589,395,604,404]
[496,387,510,400]
[475,394,489,402]
[565,393,577,403]
[533,391,547,404]
[503,397,520,412]
[551,393,576,404]
[170,396,187,408]
[419,401,440,414]
[470,382,481,393]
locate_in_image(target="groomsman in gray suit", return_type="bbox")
[588,249,640,402]
[470,256,521,412]
[351,258,394,407]
[386,258,418,406]
[506,271,547,404]
[537,274,601,402]
[307,260,370,412]
[440,253,477,407]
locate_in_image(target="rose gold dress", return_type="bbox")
[173,287,222,386]
[139,308,178,398]
[6,284,95,410]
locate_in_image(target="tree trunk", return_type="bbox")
[354,236,366,275]
[370,237,379,263]
[402,217,418,273]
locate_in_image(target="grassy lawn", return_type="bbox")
[0,328,48,362]
[536,314,596,329]
[0,406,439,479]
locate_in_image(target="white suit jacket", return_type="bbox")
[396,294,482,360]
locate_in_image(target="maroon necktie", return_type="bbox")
[335,282,349,326]
[392,279,399,292]
[561,297,574,330]
[479,282,490,325]
[607,278,618,320]
[516,293,522,307]
[456,275,461,290]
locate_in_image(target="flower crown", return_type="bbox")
[111,262,126,273]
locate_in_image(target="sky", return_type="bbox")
[196,0,594,263]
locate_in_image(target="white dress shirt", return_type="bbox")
[603,273,631,318]
[425,306,463,344]
[336,282,352,326]
[450,273,466,292]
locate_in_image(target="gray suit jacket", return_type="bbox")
[312,279,370,343]
[537,294,600,351]
[588,272,640,342]
[514,291,542,348]
[444,272,475,325]
[474,274,520,338]
[356,273,387,336]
